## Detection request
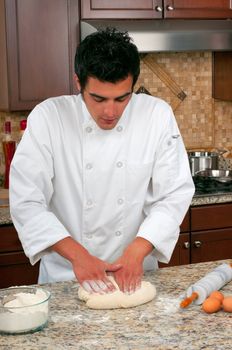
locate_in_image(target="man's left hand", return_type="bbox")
[113,237,153,294]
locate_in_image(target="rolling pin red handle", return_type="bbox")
[180,292,199,308]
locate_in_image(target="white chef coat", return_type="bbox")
[10,93,194,283]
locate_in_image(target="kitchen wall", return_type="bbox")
[0,51,232,181]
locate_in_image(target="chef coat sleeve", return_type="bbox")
[136,104,195,264]
[9,105,71,265]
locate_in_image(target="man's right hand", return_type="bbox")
[51,236,122,293]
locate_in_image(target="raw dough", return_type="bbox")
[78,276,156,309]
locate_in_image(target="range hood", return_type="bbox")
[81,19,232,52]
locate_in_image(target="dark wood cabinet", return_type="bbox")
[160,202,232,268]
[191,203,232,263]
[164,0,232,19]
[81,0,232,19]
[81,0,163,19]
[191,228,232,263]
[213,52,232,102]
[0,225,39,288]
[0,0,80,111]
[159,210,191,267]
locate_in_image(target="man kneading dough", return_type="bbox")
[78,276,156,309]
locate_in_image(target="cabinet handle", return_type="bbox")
[194,240,202,248]
[166,5,174,11]
[184,242,190,249]
[155,6,163,12]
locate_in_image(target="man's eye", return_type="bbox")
[116,95,131,102]
[93,97,104,102]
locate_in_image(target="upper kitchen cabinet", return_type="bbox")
[81,0,163,19]
[81,0,232,19]
[213,52,232,101]
[163,1,232,19]
[0,0,80,111]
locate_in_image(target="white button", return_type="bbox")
[86,163,93,170]
[115,231,122,236]
[117,198,124,205]
[86,233,93,239]
[86,200,93,206]
[86,126,93,133]
[116,125,123,132]
[116,161,123,168]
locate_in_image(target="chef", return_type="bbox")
[10,28,194,294]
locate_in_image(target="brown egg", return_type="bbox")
[202,297,221,314]
[222,296,232,313]
[209,291,224,303]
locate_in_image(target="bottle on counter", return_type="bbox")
[2,121,16,189]
[17,119,27,145]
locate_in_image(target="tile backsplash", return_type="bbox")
[135,51,232,154]
[0,51,232,177]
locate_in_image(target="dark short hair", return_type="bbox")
[75,27,140,90]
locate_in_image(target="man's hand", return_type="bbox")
[113,237,153,294]
[51,237,122,293]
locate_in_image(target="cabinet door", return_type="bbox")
[0,252,39,288]
[159,233,190,267]
[81,0,163,19]
[0,0,79,111]
[180,210,190,233]
[191,228,232,263]
[0,224,40,288]
[0,225,23,252]
[164,0,232,19]
[213,52,232,102]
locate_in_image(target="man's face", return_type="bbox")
[77,75,133,130]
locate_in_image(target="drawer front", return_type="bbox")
[191,203,232,231]
[180,210,190,232]
[0,225,22,252]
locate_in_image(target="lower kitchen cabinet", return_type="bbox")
[160,202,232,268]
[159,210,190,268]
[0,225,39,288]
[191,228,232,263]
[191,203,232,263]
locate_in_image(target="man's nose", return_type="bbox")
[104,101,117,117]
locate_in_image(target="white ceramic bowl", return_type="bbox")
[0,286,51,334]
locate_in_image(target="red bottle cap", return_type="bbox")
[20,119,27,131]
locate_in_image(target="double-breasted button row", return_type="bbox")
[85,162,123,170]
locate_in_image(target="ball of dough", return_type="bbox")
[78,276,156,309]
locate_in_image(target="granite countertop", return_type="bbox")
[1,259,231,349]
[0,193,232,226]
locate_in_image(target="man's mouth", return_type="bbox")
[102,118,117,124]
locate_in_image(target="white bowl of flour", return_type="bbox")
[0,286,51,334]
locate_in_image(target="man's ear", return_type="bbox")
[74,74,81,92]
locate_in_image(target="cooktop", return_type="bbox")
[193,176,232,197]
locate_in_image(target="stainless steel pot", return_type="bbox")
[188,151,219,176]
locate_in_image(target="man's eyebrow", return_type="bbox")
[89,92,132,100]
